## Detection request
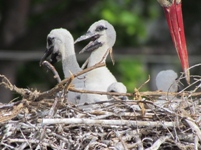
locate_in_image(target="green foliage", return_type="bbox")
[90,0,160,46]
[116,59,148,92]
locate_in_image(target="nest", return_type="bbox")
[1,62,201,150]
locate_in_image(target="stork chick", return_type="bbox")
[156,69,178,92]
[107,82,128,100]
[40,28,84,104]
[75,20,127,104]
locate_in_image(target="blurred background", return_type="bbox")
[0,0,201,103]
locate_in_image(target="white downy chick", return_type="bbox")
[40,28,84,104]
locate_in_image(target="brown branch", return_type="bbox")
[0,62,105,101]
[81,57,89,69]
[69,87,133,97]
[35,62,105,101]
[1,74,201,102]
[0,74,39,100]
[63,71,74,97]
[1,73,200,102]
[109,48,115,65]
[42,61,61,83]
[68,87,194,98]
[2,61,201,103]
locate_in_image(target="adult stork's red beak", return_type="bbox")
[158,0,190,84]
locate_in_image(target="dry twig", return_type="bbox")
[42,118,175,128]
[41,60,61,83]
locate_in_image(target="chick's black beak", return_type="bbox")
[74,31,102,54]
[39,46,53,66]
[74,31,96,44]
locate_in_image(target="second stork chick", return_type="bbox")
[107,82,128,100]
[40,28,84,104]
[75,20,127,104]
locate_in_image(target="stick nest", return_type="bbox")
[1,63,201,150]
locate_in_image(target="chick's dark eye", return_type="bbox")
[47,37,54,46]
[95,25,107,32]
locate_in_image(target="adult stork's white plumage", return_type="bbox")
[75,20,127,104]
[40,28,84,104]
